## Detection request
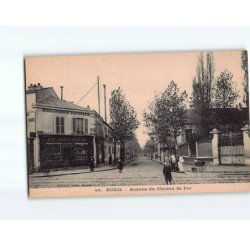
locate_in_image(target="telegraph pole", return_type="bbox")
[103,84,107,122]
[97,76,100,115]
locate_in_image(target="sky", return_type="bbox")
[25,50,244,147]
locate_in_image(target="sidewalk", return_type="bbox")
[29,165,118,178]
[29,157,138,178]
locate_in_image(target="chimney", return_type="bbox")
[60,86,64,100]
[27,83,43,91]
[103,84,107,122]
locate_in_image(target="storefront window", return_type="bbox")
[74,146,88,161]
[46,144,62,162]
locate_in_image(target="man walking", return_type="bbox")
[89,155,95,172]
[118,158,124,173]
[109,154,113,166]
[163,158,172,185]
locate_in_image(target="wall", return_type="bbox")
[26,93,36,136]
[35,110,91,135]
[242,127,250,165]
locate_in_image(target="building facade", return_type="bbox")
[26,83,119,172]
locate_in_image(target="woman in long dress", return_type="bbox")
[178,154,185,173]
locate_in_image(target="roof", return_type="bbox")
[34,87,93,113]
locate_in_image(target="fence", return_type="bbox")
[219,132,245,165]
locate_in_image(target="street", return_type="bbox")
[29,156,250,188]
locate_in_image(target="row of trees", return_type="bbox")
[109,87,140,161]
[191,51,248,138]
[107,51,248,155]
[143,51,248,150]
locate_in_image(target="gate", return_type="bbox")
[196,140,212,158]
[179,142,190,157]
[219,132,245,165]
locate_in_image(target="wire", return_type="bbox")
[76,82,97,105]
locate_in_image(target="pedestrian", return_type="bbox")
[113,158,117,166]
[171,153,178,172]
[177,154,185,173]
[163,158,172,185]
[118,158,124,173]
[169,155,173,171]
[109,154,113,166]
[89,155,95,172]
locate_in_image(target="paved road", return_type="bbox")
[29,156,250,188]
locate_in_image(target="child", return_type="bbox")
[163,160,172,185]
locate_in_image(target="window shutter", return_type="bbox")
[72,118,76,134]
[61,117,64,134]
[56,117,60,134]
[85,119,88,134]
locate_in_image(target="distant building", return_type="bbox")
[176,108,248,146]
[26,83,119,172]
[157,108,248,161]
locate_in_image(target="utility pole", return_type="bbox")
[97,76,100,115]
[103,84,107,122]
[60,86,64,100]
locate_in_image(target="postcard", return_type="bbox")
[25,50,250,198]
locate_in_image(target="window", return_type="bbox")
[73,118,84,134]
[85,119,88,134]
[56,117,64,134]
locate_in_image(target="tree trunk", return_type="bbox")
[114,139,117,161]
[120,140,126,162]
[174,132,178,155]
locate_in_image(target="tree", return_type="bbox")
[143,139,158,156]
[109,87,139,161]
[126,137,141,159]
[241,50,249,110]
[213,69,239,108]
[190,52,215,138]
[143,81,188,151]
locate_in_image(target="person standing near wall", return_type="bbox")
[89,155,95,172]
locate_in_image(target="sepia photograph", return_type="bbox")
[25,50,250,198]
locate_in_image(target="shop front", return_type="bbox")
[39,134,94,169]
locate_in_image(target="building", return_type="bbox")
[91,111,120,165]
[157,108,249,165]
[26,83,119,172]
[176,108,248,146]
